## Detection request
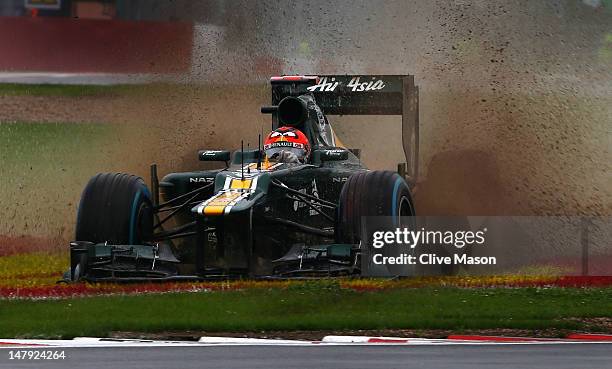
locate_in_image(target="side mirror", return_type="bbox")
[313,148,349,163]
[232,149,262,165]
[198,150,231,162]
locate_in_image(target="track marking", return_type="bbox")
[1,335,612,348]
[566,334,612,341]
[446,335,561,342]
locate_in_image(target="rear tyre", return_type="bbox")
[75,173,153,245]
[336,171,415,276]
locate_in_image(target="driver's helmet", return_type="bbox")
[263,126,310,163]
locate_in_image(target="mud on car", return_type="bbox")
[67,75,420,281]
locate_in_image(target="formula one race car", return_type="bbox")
[67,75,420,281]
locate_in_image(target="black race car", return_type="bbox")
[67,75,420,281]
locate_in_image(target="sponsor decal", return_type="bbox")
[323,149,346,158]
[319,148,348,162]
[307,76,386,92]
[346,77,386,92]
[332,176,349,183]
[293,188,308,211]
[307,77,339,92]
[201,150,225,155]
[309,179,319,216]
[198,150,229,162]
[292,179,320,216]
[189,177,215,183]
[312,99,330,144]
[264,141,305,150]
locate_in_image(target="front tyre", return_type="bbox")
[337,170,415,244]
[75,172,153,245]
[336,171,416,276]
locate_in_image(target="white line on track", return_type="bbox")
[1,336,612,348]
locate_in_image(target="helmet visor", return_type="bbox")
[265,146,307,160]
[264,139,308,161]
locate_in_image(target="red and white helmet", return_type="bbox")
[263,126,310,161]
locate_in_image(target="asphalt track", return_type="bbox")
[1,344,612,369]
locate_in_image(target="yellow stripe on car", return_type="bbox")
[230,178,253,190]
[203,191,243,215]
[203,205,226,215]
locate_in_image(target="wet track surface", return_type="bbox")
[1,344,612,369]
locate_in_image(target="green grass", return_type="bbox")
[2,286,611,339]
[0,83,264,97]
[0,122,121,240]
[0,83,151,97]
[0,122,113,169]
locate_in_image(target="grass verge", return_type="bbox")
[1,285,611,339]
[0,83,150,97]
[0,83,264,97]
[0,252,68,287]
[0,122,117,242]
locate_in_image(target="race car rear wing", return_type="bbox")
[266,75,419,184]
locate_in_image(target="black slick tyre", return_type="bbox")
[75,173,153,245]
[337,170,415,243]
